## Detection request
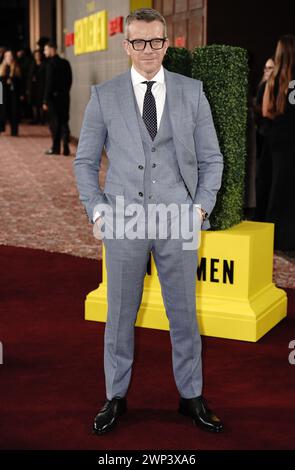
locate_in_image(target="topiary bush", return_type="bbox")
[191,44,249,230]
[163,46,192,77]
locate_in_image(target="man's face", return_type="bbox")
[123,20,169,78]
[44,45,51,58]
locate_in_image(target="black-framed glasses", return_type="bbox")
[127,38,167,51]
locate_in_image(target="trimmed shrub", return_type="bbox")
[163,46,192,77]
[192,44,249,230]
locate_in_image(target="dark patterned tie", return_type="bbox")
[142,81,157,140]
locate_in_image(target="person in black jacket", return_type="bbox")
[43,41,72,155]
[0,50,23,136]
[27,49,46,124]
[262,35,295,251]
[17,47,33,120]
[254,57,274,221]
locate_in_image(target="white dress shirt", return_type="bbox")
[130,65,166,129]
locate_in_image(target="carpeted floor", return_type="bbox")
[0,245,295,450]
[0,124,107,260]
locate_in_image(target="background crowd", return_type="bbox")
[0,36,72,156]
[254,34,295,252]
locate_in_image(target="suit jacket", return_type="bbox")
[43,55,72,103]
[74,67,223,230]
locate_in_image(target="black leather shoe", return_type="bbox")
[178,396,223,433]
[44,148,60,155]
[63,146,70,156]
[93,396,127,435]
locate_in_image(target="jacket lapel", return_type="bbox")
[165,68,183,139]
[165,68,197,198]
[115,70,145,161]
[165,68,194,154]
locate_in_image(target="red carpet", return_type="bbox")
[0,245,295,450]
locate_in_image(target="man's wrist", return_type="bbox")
[93,211,101,223]
[194,204,208,222]
[200,208,208,222]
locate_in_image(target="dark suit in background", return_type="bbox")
[44,54,72,154]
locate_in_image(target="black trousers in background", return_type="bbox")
[48,95,70,152]
[255,135,272,221]
[265,137,295,251]
[0,88,20,136]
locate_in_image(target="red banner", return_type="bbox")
[175,36,186,47]
[65,32,75,47]
[108,16,123,36]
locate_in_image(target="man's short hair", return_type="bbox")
[125,8,167,38]
[45,40,57,49]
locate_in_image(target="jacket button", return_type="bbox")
[151,147,156,152]
[138,192,143,197]
[152,163,156,168]
[138,165,144,169]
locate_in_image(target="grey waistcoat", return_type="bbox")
[134,91,190,209]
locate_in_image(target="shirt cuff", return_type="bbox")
[93,210,101,223]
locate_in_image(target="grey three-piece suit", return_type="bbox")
[74,67,223,401]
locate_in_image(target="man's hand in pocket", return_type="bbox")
[93,215,104,240]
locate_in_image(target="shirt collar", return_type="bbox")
[131,65,165,86]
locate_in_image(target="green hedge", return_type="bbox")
[163,46,192,77]
[164,45,248,231]
[192,45,248,230]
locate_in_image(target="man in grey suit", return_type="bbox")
[74,8,224,435]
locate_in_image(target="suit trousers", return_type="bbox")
[48,96,70,152]
[102,205,203,400]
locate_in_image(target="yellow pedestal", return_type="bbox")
[85,221,287,342]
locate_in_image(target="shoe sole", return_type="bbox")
[178,407,223,433]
